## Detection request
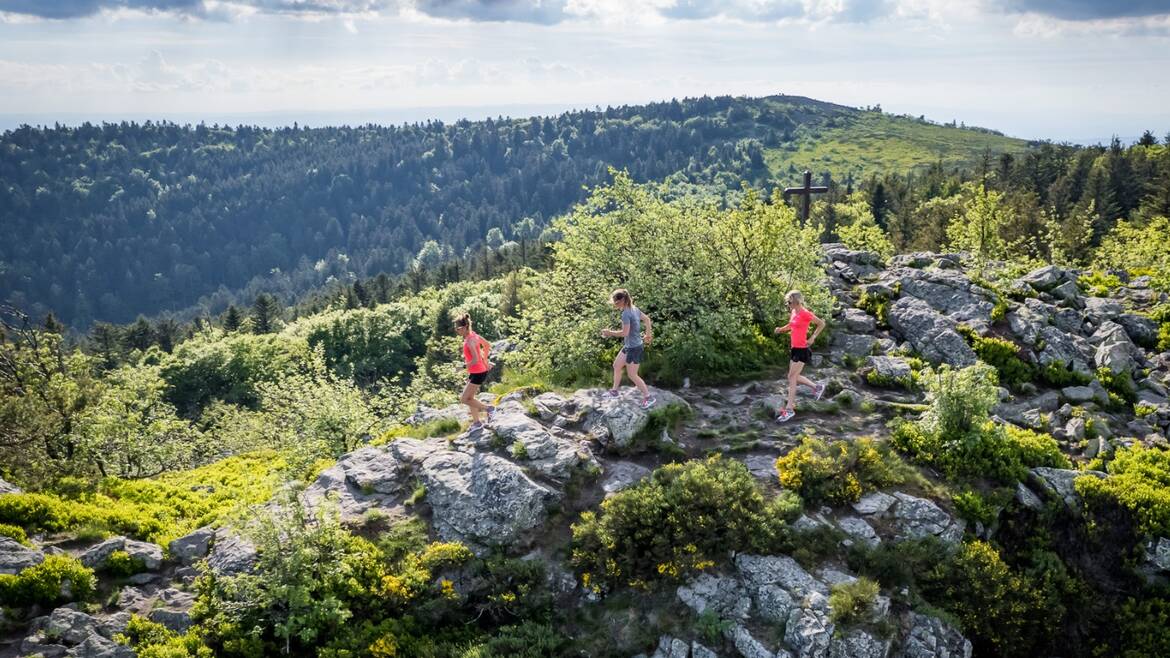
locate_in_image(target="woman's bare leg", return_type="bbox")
[611,351,628,391]
[785,361,805,411]
[626,363,650,398]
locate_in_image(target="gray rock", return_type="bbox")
[115,586,152,614]
[867,356,912,383]
[1061,386,1095,403]
[1029,467,1107,509]
[890,493,965,545]
[1066,417,1086,441]
[419,450,558,553]
[732,624,780,658]
[836,515,881,547]
[65,633,134,658]
[735,554,829,597]
[45,608,101,645]
[829,629,891,658]
[562,387,689,451]
[784,591,834,658]
[1015,482,1045,511]
[531,392,567,420]
[692,642,719,658]
[1142,537,1170,574]
[405,402,472,426]
[0,476,20,494]
[1085,437,1111,460]
[148,608,192,633]
[1117,314,1159,347]
[1083,297,1123,322]
[1006,304,1047,345]
[0,535,44,575]
[852,491,897,516]
[602,461,652,495]
[892,267,995,325]
[677,573,751,621]
[487,401,586,480]
[651,636,691,658]
[1093,321,1138,375]
[833,333,878,357]
[756,583,797,623]
[21,635,69,657]
[97,612,132,639]
[1036,326,1093,376]
[843,308,877,333]
[895,612,972,658]
[1050,280,1083,308]
[168,526,214,566]
[79,537,163,571]
[886,297,976,367]
[743,454,781,482]
[1020,265,1069,292]
[207,529,257,576]
[303,439,447,519]
[890,252,935,269]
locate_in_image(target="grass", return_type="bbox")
[764,111,1031,182]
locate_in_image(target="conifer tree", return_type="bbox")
[122,316,155,352]
[251,294,280,334]
[42,312,65,335]
[223,305,243,332]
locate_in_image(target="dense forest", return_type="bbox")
[1,94,1038,328]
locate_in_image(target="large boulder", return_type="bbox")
[79,537,163,571]
[1028,467,1107,510]
[559,387,690,451]
[888,267,995,327]
[887,297,976,367]
[1117,313,1159,348]
[418,450,559,553]
[843,308,877,333]
[1019,265,1072,292]
[168,526,214,566]
[0,476,20,494]
[45,608,102,645]
[889,493,965,545]
[1035,326,1093,376]
[486,401,588,481]
[895,612,973,658]
[829,629,891,658]
[206,529,257,576]
[303,438,443,519]
[601,461,652,495]
[0,536,44,575]
[66,632,134,658]
[1092,321,1139,375]
[676,573,751,621]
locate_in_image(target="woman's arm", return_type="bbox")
[773,322,792,335]
[639,312,653,344]
[809,313,825,344]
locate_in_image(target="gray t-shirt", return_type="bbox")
[622,306,643,348]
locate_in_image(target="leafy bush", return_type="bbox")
[1078,271,1123,297]
[775,437,907,506]
[1096,367,1136,408]
[0,451,284,545]
[1076,444,1170,537]
[856,290,891,327]
[956,327,1034,390]
[283,302,430,386]
[951,488,1011,527]
[834,195,893,260]
[571,455,795,590]
[117,615,214,658]
[893,364,1068,483]
[0,554,96,607]
[828,577,880,626]
[1093,216,1170,292]
[1108,597,1170,658]
[521,171,828,385]
[0,523,28,545]
[102,550,146,578]
[1037,362,1092,387]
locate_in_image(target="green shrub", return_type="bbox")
[957,327,1034,390]
[474,621,571,657]
[1108,597,1170,658]
[1096,367,1136,408]
[283,303,430,386]
[1078,271,1123,297]
[117,615,214,658]
[952,489,1011,527]
[571,455,794,591]
[866,369,912,390]
[775,437,907,506]
[920,363,1000,439]
[828,577,880,626]
[1076,444,1170,536]
[0,523,28,545]
[102,550,146,578]
[0,554,96,607]
[1037,362,1092,388]
[857,291,890,328]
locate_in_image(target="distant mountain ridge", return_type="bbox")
[0,93,1035,326]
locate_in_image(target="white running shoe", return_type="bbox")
[776,409,796,423]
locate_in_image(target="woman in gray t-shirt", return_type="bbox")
[600,288,656,409]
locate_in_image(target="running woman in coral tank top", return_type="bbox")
[773,290,826,423]
[454,314,495,431]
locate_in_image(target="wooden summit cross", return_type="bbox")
[783,170,828,225]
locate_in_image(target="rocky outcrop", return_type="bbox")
[0,476,21,494]
[168,526,214,566]
[480,400,591,481]
[79,536,164,571]
[207,528,258,576]
[852,492,965,546]
[886,297,976,367]
[895,612,973,658]
[558,387,690,451]
[0,536,44,575]
[1028,467,1107,510]
[19,608,135,658]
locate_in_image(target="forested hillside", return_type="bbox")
[0,94,1037,327]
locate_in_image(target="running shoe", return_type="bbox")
[468,421,484,432]
[486,405,498,419]
[604,389,620,398]
[814,383,826,400]
[640,396,656,409]
[776,409,796,423]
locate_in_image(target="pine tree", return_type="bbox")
[89,322,122,370]
[252,294,280,334]
[154,317,180,353]
[223,305,243,332]
[352,280,371,307]
[122,316,155,352]
[42,312,65,335]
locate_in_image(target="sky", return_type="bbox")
[0,0,1168,143]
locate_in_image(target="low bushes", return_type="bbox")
[775,437,908,506]
[1076,444,1170,537]
[0,554,96,607]
[571,455,797,591]
[828,577,880,626]
[956,327,1033,390]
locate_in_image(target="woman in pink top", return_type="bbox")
[454,313,495,431]
[773,290,826,423]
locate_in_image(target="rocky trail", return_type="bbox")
[3,246,1169,657]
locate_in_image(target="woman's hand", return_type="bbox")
[643,332,653,345]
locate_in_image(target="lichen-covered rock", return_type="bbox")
[651,635,691,658]
[1093,321,1139,375]
[0,476,21,494]
[66,632,134,658]
[852,491,897,516]
[832,333,878,358]
[418,450,558,553]
[886,297,976,367]
[1028,467,1107,510]
[836,515,880,547]
[45,608,102,645]
[843,308,877,333]
[79,537,163,571]
[784,591,833,658]
[168,526,214,566]
[732,624,783,658]
[829,628,891,658]
[735,554,829,597]
[1036,326,1093,376]
[889,493,965,545]
[561,387,689,451]
[1019,265,1071,292]
[488,401,587,480]
[867,356,911,383]
[303,438,443,519]
[532,392,568,420]
[207,529,257,576]
[602,461,651,495]
[895,612,972,658]
[677,573,751,621]
[0,536,44,575]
